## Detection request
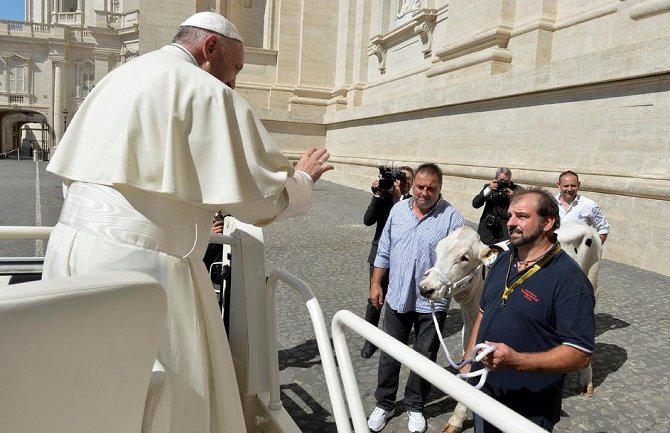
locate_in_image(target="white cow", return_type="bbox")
[419,221,602,433]
[554,219,602,398]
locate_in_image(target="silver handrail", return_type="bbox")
[331,310,548,433]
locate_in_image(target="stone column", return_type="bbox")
[263,0,276,49]
[51,0,59,24]
[52,61,65,152]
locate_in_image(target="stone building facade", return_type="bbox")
[1,0,668,275]
[0,0,140,158]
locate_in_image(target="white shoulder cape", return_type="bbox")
[48,45,292,226]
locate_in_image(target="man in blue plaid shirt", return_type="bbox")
[367,163,466,433]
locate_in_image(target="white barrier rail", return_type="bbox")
[0,226,53,239]
[331,310,548,433]
[266,270,351,433]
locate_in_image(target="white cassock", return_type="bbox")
[43,44,312,433]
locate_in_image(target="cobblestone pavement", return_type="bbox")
[0,160,62,257]
[2,161,668,432]
[264,180,670,433]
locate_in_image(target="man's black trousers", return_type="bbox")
[374,305,446,412]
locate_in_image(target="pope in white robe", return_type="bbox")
[42,12,333,433]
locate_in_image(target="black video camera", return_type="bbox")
[495,179,513,191]
[378,166,407,194]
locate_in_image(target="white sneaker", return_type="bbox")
[367,406,393,432]
[407,410,426,433]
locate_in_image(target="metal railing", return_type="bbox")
[331,310,548,433]
[0,148,20,160]
[0,226,52,240]
[266,270,350,433]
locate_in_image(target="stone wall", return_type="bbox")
[317,0,670,275]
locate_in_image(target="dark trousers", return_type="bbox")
[364,265,389,329]
[474,412,553,432]
[374,305,446,412]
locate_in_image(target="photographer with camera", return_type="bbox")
[472,167,522,245]
[360,165,413,359]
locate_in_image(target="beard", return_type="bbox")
[509,221,544,247]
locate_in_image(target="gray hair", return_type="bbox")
[495,167,512,179]
[172,26,235,52]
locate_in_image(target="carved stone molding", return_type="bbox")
[368,37,387,73]
[47,55,66,65]
[433,26,512,62]
[119,46,139,63]
[629,0,670,20]
[425,25,513,78]
[288,85,334,112]
[368,9,438,74]
[414,19,436,55]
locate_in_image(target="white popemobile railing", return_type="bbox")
[330,311,547,433]
[1,224,546,433]
[266,269,351,433]
[0,226,52,239]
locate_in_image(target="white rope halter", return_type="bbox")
[429,300,495,390]
[423,262,483,297]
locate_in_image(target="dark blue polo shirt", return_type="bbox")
[474,246,595,429]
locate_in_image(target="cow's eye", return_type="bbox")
[460,255,469,262]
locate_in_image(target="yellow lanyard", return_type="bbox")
[500,242,561,308]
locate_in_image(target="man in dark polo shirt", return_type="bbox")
[464,187,595,432]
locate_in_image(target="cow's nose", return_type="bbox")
[420,287,435,297]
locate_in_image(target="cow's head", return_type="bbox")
[554,219,602,293]
[420,226,497,301]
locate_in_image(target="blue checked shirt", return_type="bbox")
[374,196,466,313]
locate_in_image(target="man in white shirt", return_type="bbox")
[556,171,609,243]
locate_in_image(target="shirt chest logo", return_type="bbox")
[520,287,540,303]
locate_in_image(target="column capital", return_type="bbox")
[49,54,70,68]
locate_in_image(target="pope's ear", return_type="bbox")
[202,34,219,60]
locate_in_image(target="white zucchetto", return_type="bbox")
[180,12,244,43]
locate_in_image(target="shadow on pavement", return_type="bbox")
[594,312,630,337]
[563,342,627,398]
[280,382,337,433]
[278,339,322,371]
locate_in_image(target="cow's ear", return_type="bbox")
[480,245,499,267]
